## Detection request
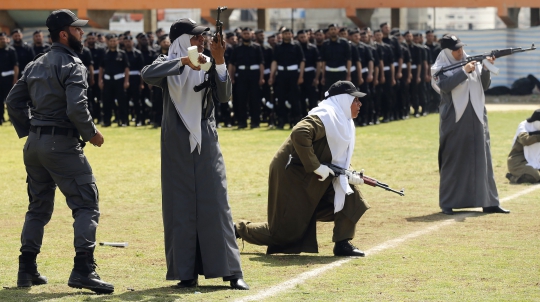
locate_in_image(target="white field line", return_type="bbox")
[234,184,540,302]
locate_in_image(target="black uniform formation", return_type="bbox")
[1,23,442,129]
[221,23,443,129]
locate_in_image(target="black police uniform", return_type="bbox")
[354,42,373,125]
[13,42,35,78]
[299,41,319,115]
[425,42,441,113]
[349,42,361,91]
[139,44,157,125]
[32,43,51,55]
[321,37,351,90]
[229,41,264,128]
[418,45,430,115]
[88,45,106,122]
[0,44,18,124]
[377,41,394,123]
[260,43,274,125]
[365,43,380,125]
[273,39,305,128]
[408,41,423,117]
[100,48,129,126]
[396,42,411,120]
[383,35,403,120]
[125,47,145,125]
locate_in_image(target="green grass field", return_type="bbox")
[1,110,539,301]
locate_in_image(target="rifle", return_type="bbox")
[322,162,405,196]
[193,6,228,93]
[433,44,536,77]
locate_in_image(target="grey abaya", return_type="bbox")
[438,69,500,209]
[142,55,243,281]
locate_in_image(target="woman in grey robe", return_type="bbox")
[141,19,249,290]
[431,34,510,215]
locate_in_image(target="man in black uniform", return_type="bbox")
[123,35,145,126]
[373,29,394,123]
[149,34,170,128]
[0,32,19,125]
[360,29,380,125]
[297,29,320,115]
[405,31,423,118]
[320,24,351,91]
[98,33,130,127]
[414,33,430,116]
[11,29,36,78]
[347,30,364,97]
[6,9,113,294]
[32,30,51,55]
[76,45,95,116]
[381,23,402,121]
[314,29,326,102]
[269,28,305,129]
[255,29,275,126]
[425,30,441,113]
[228,27,264,129]
[138,34,157,126]
[86,32,106,122]
[394,30,411,120]
[352,29,374,126]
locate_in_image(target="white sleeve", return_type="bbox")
[215,63,227,82]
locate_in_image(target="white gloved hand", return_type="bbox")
[348,173,364,185]
[285,100,292,109]
[314,164,335,181]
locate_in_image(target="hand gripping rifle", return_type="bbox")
[193,6,228,93]
[433,44,536,77]
[322,162,405,196]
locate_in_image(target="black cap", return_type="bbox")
[297,29,307,35]
[327,24,338,29]
[33,30,42,35]
[348,29,360,35]
[254,29,264,34]
[11,28,22,35]
[226,32,235,39]
[87,32,96,37]
[123,30,131,36]
[379,22,388,28]
[390,28,400,36]
[339,27,347,33]
[281,28,291,33]
[403,30,411,36]
[426,30,434,34]
[241,27,252,32]
[169,18,209,43]
[324,81,366,99]
[440,33,466,51]
[136,33,143,39]
[527,109,540,123]
[373,29,381,34]
[267,34,276,39]
[105,33,117,39]
[314,29,324,34]
[124,35,134,40]
[46,9,88,32]
[413,33,422,37]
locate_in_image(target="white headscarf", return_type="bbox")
[167,34,206,154]
[308,94,356,213]
[431,48,486,124]
[512,120,540,169]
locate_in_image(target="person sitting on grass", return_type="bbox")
[506,109,540,184]
[235,81,370,257]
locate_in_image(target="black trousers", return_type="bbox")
[356,72,371,125]
[410,71,421,115]
[21,130,99,254]
[102,79,127,126]
[324,71,347,91]
[152,86,163,127]
[300,70,318,116]
[380,71,394,121]
[126,75,142,124]
[0,76,13,123]
[418,80,427,114]
[88,74,101,122]
[234,70,262,127]
[275,71,301,128]
[261,73,274,125]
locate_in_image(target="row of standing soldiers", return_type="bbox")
[222,22,442,129]
[1,23,442,129]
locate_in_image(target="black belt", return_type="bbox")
[30,126,79,138]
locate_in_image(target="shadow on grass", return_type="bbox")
[244,252,337,267]
[406,211,489,223]
[0,284,236,302]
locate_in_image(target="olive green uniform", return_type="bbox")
[507,132,540,183]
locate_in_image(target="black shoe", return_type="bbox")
[68,252,114,294]
[505,173,513,182]
[483,206,510,214]
[333,240,365,257]
[441,207,453,215]
[17,252,48,287]
[230,278,250,290]
[177,279,198,288]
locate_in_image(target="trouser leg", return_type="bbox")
[315,186,357,242]
[128,77,141,124]
[152,87,163,127]
[235,221,282,246]
[115,80,128,125]
[92,75,102,123]
[234,74,248,128]
[419,82,427,114]
[247,74,262,127]
[274,75,287,128]
[284,72,301,126]
[101,81,114,126]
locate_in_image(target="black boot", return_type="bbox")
[333,240,365,257]
[177,279,198,288]
[17,252,48,287]
[230,278,250,290]
[68,252,114,294]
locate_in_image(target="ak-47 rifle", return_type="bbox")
[433,44,536,77]
[193,6,228,93]
[322,162,405,196]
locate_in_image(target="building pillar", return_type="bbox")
[531,8,540,27]
[143,10,157,33]
[257,9,270,31]
[346,8,374,29]
[0,10,17,33]
[391,8,400,29]
[497,7,520,28]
